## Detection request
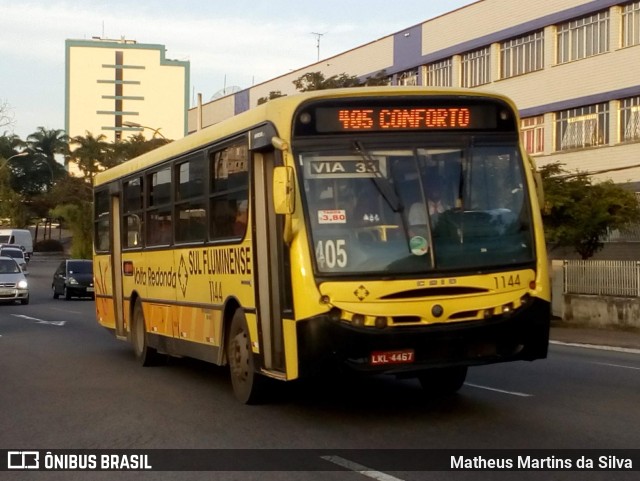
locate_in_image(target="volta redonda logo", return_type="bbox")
[134,266,177,288]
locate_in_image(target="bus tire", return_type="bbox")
[132,299,164,367]
[227,309,264,404]
[418,366,467,395]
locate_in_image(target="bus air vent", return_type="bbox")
[380,287,488,300]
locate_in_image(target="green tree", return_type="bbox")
[540,163,640,259]
[0,137,31,226]
[0,133,23,157]
[362,69,389,86]
[0,160,29,227]
[26,127,68,192]
[51,202,93,259]
[111,133,171,165]
[293,71,362,91]
[257,91,286,105]
[68,132,111,184]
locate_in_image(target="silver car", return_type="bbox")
[0,256,29,305]
[0,245,28,275]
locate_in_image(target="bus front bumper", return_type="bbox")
[295,298,550,378]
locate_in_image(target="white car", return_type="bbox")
[0,256,29,305]
[0,245,28,275]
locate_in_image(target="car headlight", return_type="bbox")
[68,277,79,285]
[17,280,28,289]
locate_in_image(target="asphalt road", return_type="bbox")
[1,258,639,480]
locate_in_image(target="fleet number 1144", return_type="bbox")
[493,274,521,289]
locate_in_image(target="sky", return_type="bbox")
[0,0,476,140]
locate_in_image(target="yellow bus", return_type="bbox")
[93,87,550,403]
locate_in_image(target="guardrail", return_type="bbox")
[564,260,640,297]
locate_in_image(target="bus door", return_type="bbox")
[109,190,126,340]
[252,148,287,373]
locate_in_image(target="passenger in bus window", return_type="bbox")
[233,200,248,236]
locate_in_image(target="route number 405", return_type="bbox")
[315,239,348,269]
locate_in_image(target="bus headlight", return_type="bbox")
[352,314,365,327]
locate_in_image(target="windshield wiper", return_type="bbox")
[353,141,403,212]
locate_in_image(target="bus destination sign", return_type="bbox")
[315,105,497,132]
[293,98,509,136]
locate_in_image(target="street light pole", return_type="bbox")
[0,151,28,166]
[122,121,167,140]
[0,151,29,174]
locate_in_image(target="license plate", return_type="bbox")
[370,349,415,366]
[0,289,13,296]
[87,287,94,292]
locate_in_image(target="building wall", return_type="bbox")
[66,38,190,145]
[243,36,394,111]
[188,0,640,188]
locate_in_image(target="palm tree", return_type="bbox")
[26,127,68,191]
[68,132,111,184]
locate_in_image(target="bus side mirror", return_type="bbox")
[273,166,295,215]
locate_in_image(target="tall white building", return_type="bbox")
[66,37,190,143]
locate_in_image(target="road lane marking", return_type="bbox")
[550,340,640,355]
[11,314,66,326]
[50,307,83,314]
[464,383,532,397]
[590,362,640,371]
[321,456,405,481]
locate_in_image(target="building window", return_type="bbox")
[620,96,640,142]
[461,47,491,87]
[521,116,545,154]
[557,11,610,64]
[555,103,609,151]
[425,58,452,87]
[397,69,419,86]
[623,1,640,47]
[500,31,544,79]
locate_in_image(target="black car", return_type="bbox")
[52,259,94,300]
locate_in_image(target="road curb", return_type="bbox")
[550,340,640,355]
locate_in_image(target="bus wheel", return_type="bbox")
[418,366,467,395]
[227,309,264,404]
[132,300,164,367]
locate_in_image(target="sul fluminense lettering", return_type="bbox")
[188,246,252,276]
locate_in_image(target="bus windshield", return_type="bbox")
[298,137,535,275]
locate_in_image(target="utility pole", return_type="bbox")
[311,32,325,62]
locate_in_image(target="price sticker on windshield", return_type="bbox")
[318,209,347,224]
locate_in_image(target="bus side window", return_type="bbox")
[210,199,236,239]
[209,140,249,241]
[233,200,248,236]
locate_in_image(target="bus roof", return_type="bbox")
[93,86,518,187]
